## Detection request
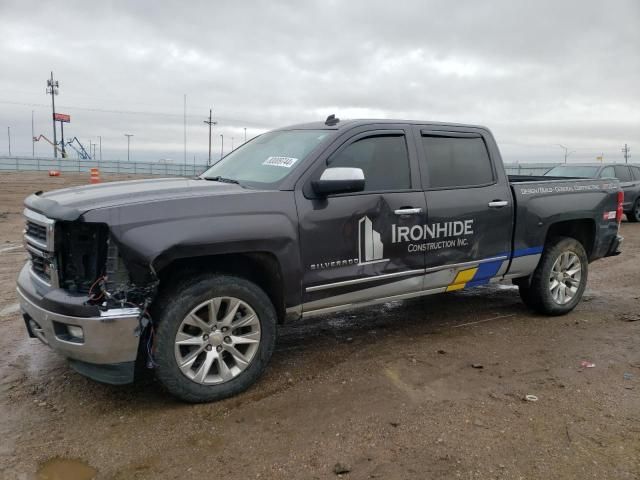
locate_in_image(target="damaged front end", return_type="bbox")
[57,220,157,311]
[18,209,158,384]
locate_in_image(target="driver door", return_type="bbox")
[294,126,427,314]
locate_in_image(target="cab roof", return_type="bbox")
[273,118,489,132]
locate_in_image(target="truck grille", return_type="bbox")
[25,221,47,246]
[29,251,51,282]
[23,209,58,287]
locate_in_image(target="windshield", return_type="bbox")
[201,129,331,187]
[544,165,600,178]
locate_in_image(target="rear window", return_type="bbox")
[421,135,494,189]
[614,165,632,182]
[600,166,615,178]
[544,165,599,178]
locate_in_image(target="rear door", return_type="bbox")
[295,126,427,314]
[413,127,514,291]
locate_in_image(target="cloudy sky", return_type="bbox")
[0,0,638,164]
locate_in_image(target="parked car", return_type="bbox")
[545,163,640,222]
[18,118,624,402]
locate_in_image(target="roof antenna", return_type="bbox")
[325,114,340,126]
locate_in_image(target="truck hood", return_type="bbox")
[24,177,248,221]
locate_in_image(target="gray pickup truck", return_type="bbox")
[18,118,624,402]
[544,163,640,222]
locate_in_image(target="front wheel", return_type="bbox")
[627,198,640,222]
[518,236,588,316]
[154,274,277,403]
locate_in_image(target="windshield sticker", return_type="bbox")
[263,156,298,168]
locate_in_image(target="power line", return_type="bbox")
[0,99,271,127]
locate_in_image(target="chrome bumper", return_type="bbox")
[17,286,141,365]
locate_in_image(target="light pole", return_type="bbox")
[231,137,234,150]
[220,134,224,159]
[244,127,247,143]
[98,136,102,160]
[557,144,575,164]
[7,126,11,155]
[125,134,134,161]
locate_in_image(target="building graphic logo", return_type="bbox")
[358,216,388,265]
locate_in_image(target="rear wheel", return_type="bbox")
[518,236,588,316]
[627,198,640,222]
[154,274,277,403]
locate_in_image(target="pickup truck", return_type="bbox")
[544,163,640,222]
[17,118,624,402]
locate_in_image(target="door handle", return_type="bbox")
[488,200,509,208]
[394,207,423,215]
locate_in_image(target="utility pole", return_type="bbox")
[622,144,631,164]
[31,110,35,157]
[183,94,187,165]
[98,135,102,160]
[220,134,224,159]
[7,126,10,155]
[244,127,247,143]
[46,72,59,158]
[124,134,133,161]
[203,108,217,165]
[557,144,575,164]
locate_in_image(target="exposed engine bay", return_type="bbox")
[57,221,157,311]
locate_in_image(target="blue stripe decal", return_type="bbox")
[465,260,504,288]
[512,246,543,258]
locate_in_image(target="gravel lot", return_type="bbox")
[1,172,639,479]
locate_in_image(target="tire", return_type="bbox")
[627,198,640,222]
[154,274,277,403]
[518,236,588,316]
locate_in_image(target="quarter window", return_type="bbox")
[327,134,411,191]
[421,135,494,189]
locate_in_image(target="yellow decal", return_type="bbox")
[446,267,478,291]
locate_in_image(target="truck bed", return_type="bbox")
[507,175,621,266]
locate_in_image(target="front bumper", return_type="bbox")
[17,264,142,384]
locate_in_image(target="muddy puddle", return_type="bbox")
[36,458,97,480]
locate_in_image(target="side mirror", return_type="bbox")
[312,167,365,196]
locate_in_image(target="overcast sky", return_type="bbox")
[0,0,638,164]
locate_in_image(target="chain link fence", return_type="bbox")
[1,155,556,178]
[0,156,209,177]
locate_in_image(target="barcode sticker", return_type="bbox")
[263,156,298,168]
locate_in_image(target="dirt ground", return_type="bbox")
[0,171,638,480]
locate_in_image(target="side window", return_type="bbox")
[614,165,632,182]
[421,135,494,189]
[600,166,615,178]
[631,166,640,180]
[327,134,411,191]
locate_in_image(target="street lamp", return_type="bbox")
[220,134,224,159]
[557,144,575,164]
[125,134,134,161]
